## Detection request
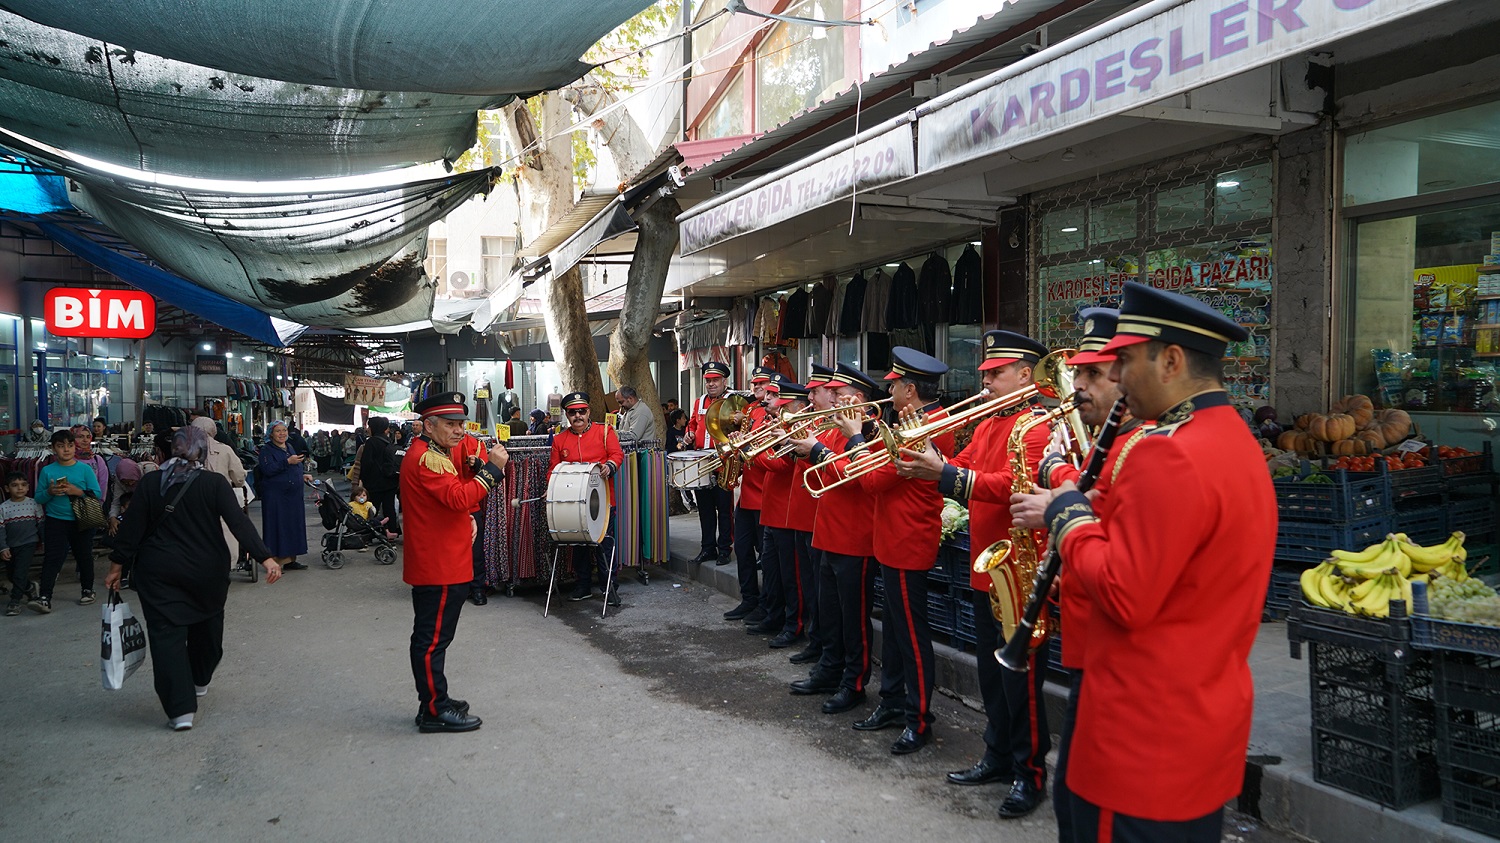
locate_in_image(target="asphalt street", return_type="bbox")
[0,508,1293,843]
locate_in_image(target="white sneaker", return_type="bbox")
[194,685,209,698]
[169,713,194,731]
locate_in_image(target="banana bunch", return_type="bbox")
[1301,531,1470,615]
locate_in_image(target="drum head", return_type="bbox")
[546,463,608,544]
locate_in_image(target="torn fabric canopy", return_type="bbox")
[3,0,658,96]
[54,162,497,329]
[0,10,506,180]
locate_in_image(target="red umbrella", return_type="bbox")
[504,359,514,390]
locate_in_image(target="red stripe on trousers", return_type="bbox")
[1098,807,1114,843]
[856,556,870,692]
[899,571,928,734]
[423,586,449,715]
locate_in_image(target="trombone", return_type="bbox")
[803,349,1077,497]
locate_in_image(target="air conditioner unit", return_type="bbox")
[449,270,476,297]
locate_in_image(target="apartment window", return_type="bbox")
[425,238,448,294]
[481,236,515,293]
[755,1,845,129]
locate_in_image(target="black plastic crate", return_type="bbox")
[1439,443,1494,479]
[1274,465,1390,522]
[1435,653,1500,778]
[927,591,956,636]
[1308,641,1438,809]
[1411,581,1500,657]
[1450,496,1497,538]
[1265,566,1303,619]
[1384,463,1446,503]
[952,596,976,648]
[1288,602,1418,681]
[1441,769,1500,838]
[1394,505,1447,546]
[1276,515,1391,565]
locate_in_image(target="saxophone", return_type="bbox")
[973,356,1089,656]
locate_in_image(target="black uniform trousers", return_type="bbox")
[1055,669,1083,842]
[755,522,787,626]
[140,602,224,719]
[970,588,1050,789]
[811,552,874,692]
[733,505,761,603]
[571,506,618,594]
[1070,796,1223,843]
[410,583,465,716]
[767,526,806,635]
[877,565,936,735]
[469,510,486,591]
[794,531,822,649]
[695,486,733,556]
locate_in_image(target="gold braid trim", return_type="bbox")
[420,448,458,477]
[1110,427,1152,487]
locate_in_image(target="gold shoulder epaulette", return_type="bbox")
[420,448,457,477]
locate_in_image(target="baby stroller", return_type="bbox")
[311,479,397,568]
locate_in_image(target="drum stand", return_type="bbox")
[543,540,619,619]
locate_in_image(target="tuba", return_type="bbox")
[972,352,1089,657]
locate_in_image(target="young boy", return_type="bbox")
[1,472,44,615]
[31,429,103,613]
[348,486,376,522]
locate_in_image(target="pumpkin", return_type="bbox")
[1277,430,1318,454]
[1295,413,1313,431]
[1331,439,1367,456]
[1332,394,1375,428]
[1355,429,1386,450]
[1371,408,1412,444]
[1308,413,1356,442]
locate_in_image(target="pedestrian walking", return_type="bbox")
[257,420,310,570]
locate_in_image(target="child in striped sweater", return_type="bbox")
[2,472,44,615]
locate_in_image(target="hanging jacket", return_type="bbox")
[917,252,952,328]
[950,245,982,324]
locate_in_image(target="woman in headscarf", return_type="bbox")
[104,425,281,731]
[256,419,310,570]
[106,457,142,537]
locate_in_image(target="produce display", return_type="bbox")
[1300,531,1469,617]
[940,499,969,543]
[1273,394,1412,456]
[1426,576,1500,627]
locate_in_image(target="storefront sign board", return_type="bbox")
[44,287,155,339]
[343,375,387,407]
[195,355,228,375]
[919,0,1453,173]
[679,124,915,255]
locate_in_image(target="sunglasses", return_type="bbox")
[565,408,589,416]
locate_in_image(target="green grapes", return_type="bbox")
[1429,576,1500,626]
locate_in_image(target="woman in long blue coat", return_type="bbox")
[257,420,309,569]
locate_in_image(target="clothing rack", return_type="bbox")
[613,438,668,583]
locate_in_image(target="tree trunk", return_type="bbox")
[543,263,607,417]
[607,195,680,442]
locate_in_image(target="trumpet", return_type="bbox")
[803,350,1076,497]
[740,398,893,461]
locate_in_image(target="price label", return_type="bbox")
[495,424,511,441]
[1397,439,1426,454]
[605,412,618,428]
[464,421,481,433]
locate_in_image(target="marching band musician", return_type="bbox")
[550,391,625,607]
[401,392,508,733]
[727,367,773,627]
[451,431,492,607]
[1007,307,1149,840]
[850,348,955,755]
[683,361,734,567]
[1036,283,1276,843]
[743,371,789,634]
[787,364,883,717]
[896,330,1052,819]
[786,363,838,666]
[752,377,812,650]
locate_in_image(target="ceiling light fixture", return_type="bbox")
[1216,180,1241,188]
[1060,226,1079,233]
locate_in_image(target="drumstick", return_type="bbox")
[512,495,545,508]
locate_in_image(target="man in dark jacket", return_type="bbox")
[361,418,402,535]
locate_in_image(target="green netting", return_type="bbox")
[2,0,655,96]
[0,10,507,179]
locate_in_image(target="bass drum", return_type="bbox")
[546,462,608,544]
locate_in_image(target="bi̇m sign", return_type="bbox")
[44,288,156,339]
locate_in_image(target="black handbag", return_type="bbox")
[71,491,107,532]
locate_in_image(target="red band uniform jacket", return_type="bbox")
[549,423,625,507]
[400,436,502,586]
[808,427,874,558]
[1047,394,1276,821]
[941,406,1051,591]
[857,404,955,570]
[737,403,770,509]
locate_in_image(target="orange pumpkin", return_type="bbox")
[1309,413,1356,442]
[1277,430,1318,454]
[1371,408,1411,444]
[1331,439,1367,456]
[1295,413,1313,431]
[1332,394,1375,428]
[1355,429,1386,450]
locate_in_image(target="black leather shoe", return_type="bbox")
[769,631,803,649]
[789,676,839,695]
[414,698,470,727]
[891,727,929,755]
[691,550,715,565]
[722,600,757,621]
[567,587,592,601]
[946,758,1011,787]
[789,646,822,665]
[468,589,488,606]
[715,553,732,567]
[821,687,866,714]
[416,708,482,733]
[852,704,905,732]
[282,561,308,570]
[741,607,768,626]
[747,619,781,635]
[997,779,1044,818]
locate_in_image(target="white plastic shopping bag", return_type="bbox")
[101,591,147,690]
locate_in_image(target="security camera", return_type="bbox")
[1021,43,1043,56]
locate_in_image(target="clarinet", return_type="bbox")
[995,397,1129,672]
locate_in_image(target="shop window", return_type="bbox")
[1344,100,1500,207]
[1042,207,1086,256]
[944,323,982,398]
[1155,183,1207,232]
[702,73,746,140]
[481,236,514,293]
[755,2,845,130]
[1345,199,1500,413]
[1213,163,1272,226]
[836,335,860,369]
[1091,200,1137,244]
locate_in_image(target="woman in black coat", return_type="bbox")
[105,425,282,731]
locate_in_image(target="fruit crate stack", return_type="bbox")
[1271,463,1394,624]
[1287,601,1440,808]
[1431,653,1500,837]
